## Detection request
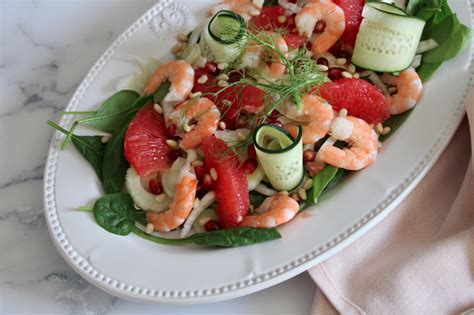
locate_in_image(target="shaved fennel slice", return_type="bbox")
[247,166,265,190]
[115,57,161,93]
[180,191,216,238]
[214,128,250,146]
[125,168,171,212]
[161,158,187,197]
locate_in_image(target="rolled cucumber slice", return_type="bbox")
[199,10,246,63]
[253,124,303,191]
[351,4,425,72]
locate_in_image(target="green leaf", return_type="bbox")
[48,120,105,180]
[134,211,148,226]
[153,81,171,104]
[263,0,278,6]
[94,193,136,236]
[79,90,139,133]
[132,226,281,247]
[423,15,472,64]
[249,191,267,209]
[308,165,339,204]
[416,61,443,82]
[379,110,413,141]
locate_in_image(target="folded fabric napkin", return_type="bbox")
[309,89,474,315]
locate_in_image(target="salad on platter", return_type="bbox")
[48,0,471,248]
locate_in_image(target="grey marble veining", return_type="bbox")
[0,1,315,314]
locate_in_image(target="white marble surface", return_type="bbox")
[0,0,316,313]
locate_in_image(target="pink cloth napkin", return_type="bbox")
[309,89,474,315]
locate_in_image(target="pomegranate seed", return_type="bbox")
[336,50,350,59]
[204,62,218,75]
[167,149,182,162]
[148,178,163,195]
[242,158,258,175]
[204,220,220,231]
[316,57,329,66]
[329,41,341,55]
[247,144,257,158]
[194,165,206,180]
[303,149,316,162]
[314,21,326,33]
[328,68,343,81]
[202,174,214,190]
[272,120,283,127]
[166,124,178,140]
[268,110,280,121]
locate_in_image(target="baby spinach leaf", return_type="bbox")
[134,211,148,226]
[79,90,139,133]
[94,193,136,236]
[308,165,339,204]
[132,226,281,247]
[263,0,278,6]
[48,120,105,180]
[153,81,171,104]
[416,61,443,82]
[379,110,413,142]
[249,191,267,209]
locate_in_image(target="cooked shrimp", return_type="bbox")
[240,195,299,228]
[317,116,379,170]
[143,60,194,110]
[209,0,263,20]
[147,162,198,232]
[241,32,289,77]
[295,0,345,54]
[282,94,335,144]
[382,68,423,115]
[169,98,220,149]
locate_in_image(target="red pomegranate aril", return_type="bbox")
[314,20,326,33]
[328,68,343,81]
[316,57,329,66]
[303,149,316,162]
[204,220,220,231]
[148,178,163,195]
[268,110,280,121]
[194,165,206,180]
[204,62,218,75]
[242,158,258,175]
[247,144,257,159]
[272,120,283,127]
[336,50,350,59]
[167,149,182,162]
[202,174,214,190]
[166,125,178,140]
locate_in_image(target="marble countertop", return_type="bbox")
[0,0,315,313]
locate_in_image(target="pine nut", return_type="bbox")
[317,64,329,72]
[197,75,208,84]
[347,64,356,74]
[376,123,383,134]
[381,126,391,135]
[277,15,287,24]
[193,197,200,209]
[145,223,155,234]
[250,9,260,16]
[171,43,182,55]
[217,62,228,70]
[179,42,187,51]
[189,124,196,131]
[278,191,289,196]
[101,134,111,144]
[219,121,226,129]
[221,99,232,106]
[237,131,246,140]
[352,73,360,79]
[155,193,167,203]
[335,58,347,66]
[190,91,202,98]
[388,86,398,94]
[218,80,228,87]
[196,56,207,68]
[199,217,211,225]
[298,188,307,200]
[166,139,178,148]
[153,103,163,114]
[341,71,352,78]
[177,32,188,42]
[191,160,203,167]
[183,124,192,132]
[210,168,218,181]
[339,108,348,117]
[303,179,313,191]
[252,0,263,8]
[216,73,229,81]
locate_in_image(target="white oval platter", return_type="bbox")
[43,0,473,304]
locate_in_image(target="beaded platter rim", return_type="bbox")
[43,0,474,304]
